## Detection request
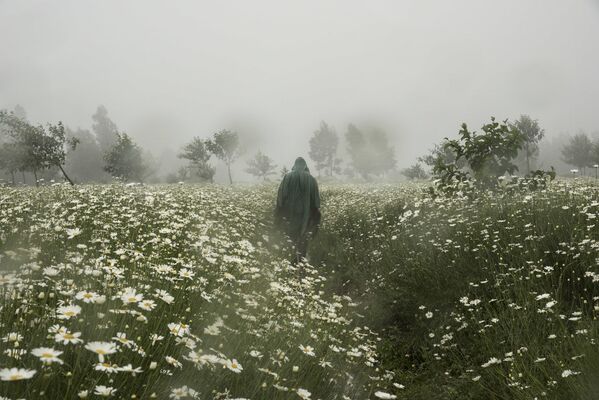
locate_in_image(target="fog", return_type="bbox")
[1,0,599,181]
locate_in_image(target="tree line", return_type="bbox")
[174,121,397,184]
[1,105,597,186]
[0,105,152,185]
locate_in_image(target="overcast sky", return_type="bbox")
[1,0,598,177]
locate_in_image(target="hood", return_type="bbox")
[291,157,310,173]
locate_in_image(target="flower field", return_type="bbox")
[309,180,599,399]
[0,184,392,399]
[2,181,599,399]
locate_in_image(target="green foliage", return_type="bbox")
[511,115,545,174]
[562,132,593,173]
[206,130,242,184]
[432,117,524,193]
[245,151,277,181]
[44,122,79,172]
[401,163,428,180]
[103,133,146,182]
[345,124,396,179]
[419,141,465,170]
[178,137,215,182]
[517,167,556,191]
[308,121,340,177]
[0,110,78,185]
[0,135,25,183]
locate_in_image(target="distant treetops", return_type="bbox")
[0,105,153,185]
[0,108,78,186]
[1,106,595,187]
[178,130,244,184]
[178,121,399,185]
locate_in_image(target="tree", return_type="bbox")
[402,163,428,180]
[0,140,24,184]
[345,124,396,179]
[309,121,339,176]
[280,166,289,178]
[245,151,277,181]
[206,130,242,184]
[561,132,593,175]
[104,133,146,182]
[511,115,545,174]
[41,122,79,185]
[1,106,27,184]
[0,110,78,185]
[369,128,396,175]
[433,117,524,191]
[178,137,215,182]
[92,105,119,155]
[346,124,370,179]
[65,127,110,183]
[0,111,44,184]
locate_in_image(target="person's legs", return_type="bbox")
[296,234,308,263]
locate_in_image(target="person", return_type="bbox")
[275,157,321,265]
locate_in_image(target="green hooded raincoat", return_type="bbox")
[275,157,321,240]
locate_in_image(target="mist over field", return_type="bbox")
[1,0,599,182]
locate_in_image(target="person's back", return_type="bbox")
[275,157,320,264]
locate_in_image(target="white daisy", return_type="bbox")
[94,385,116,397]
[31,347,63,364]
[85,341,118,362]
[0,367,36,381]
[299,345,315,357]
[56,304,82,320]
[225,359,243,373]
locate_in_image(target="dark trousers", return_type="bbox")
[276,210,320,265]
[293,234,308,264]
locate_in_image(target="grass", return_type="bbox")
[0,185,389,399]
[1,179,599,399]
[309,180,599,399]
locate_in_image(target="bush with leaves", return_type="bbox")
[432,117,524,193]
